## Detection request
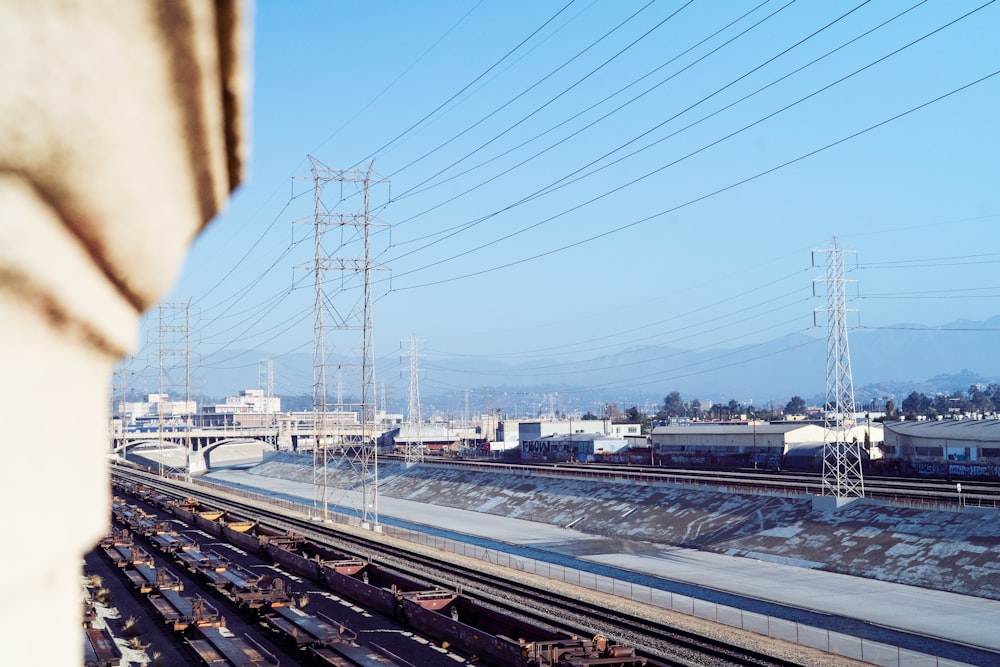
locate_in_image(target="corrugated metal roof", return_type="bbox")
[395,423,459,442]
[539,432,624,443]
[883,419,1000,442]
[651,423,810,436]
[783,442,827,453]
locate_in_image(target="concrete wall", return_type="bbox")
[0,2,247,662]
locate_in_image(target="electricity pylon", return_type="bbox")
[297,155,388,526]
[814,238,864,498]
[158,300,196,474]
[403,334,423,465]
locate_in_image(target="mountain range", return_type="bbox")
[134,316,1000,415]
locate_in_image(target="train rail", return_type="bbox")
[409,457,1000,507]
[111,476,646,666]
[111,465,821,667]
[101,490,457,666]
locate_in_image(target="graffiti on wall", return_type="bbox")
[917,462,1000,479]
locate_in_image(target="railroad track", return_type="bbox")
[112,465,815,667]
[355,537,803,667]
[403,457,1000,507]
[104,474,470,667]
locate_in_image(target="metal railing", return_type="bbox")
[380,524,974,667]
[187,476,974,667]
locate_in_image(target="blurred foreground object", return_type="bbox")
[0,1,248,662]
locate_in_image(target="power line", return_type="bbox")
[391,66,1000,291]
[349,1,579,170]
[861,294,1000,300]
[543,331,823,395]
[199,305,313,369]
[863,285,1000,296]
[428,279,812,367]
[199,292,312,349]
[836,212,1000,241]
[427,312,810,379]
[310,0,487,156]
[150,5,995,396]
[196,280,308,331]
[382,0,940,275]
[383,1,985,282]
[858,257,1000,269]
[859,326,1000,332]
[385,0,688,188]
[195,189,310,312]
[383,0,800,249]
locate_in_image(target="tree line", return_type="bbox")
[898,384,1000,421]
[641,384,1000,428]
[652,390,807,422]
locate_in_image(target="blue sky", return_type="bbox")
[139,0,999,399]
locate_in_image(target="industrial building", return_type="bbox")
[520,432,629,461]
[882,419,1000,479]
[650,422,883,470]
[496,419,637,462]
[381,422,467,454]
[203,388,281,416]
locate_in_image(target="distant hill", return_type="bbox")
[133,316,1000,413]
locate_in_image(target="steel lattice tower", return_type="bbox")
[258,358,277,442]
[297,155,388,526]
[404,334,423,465]
[157,301,195,474]
[112,358,128,435]
[814,238,864,498]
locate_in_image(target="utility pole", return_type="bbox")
[158,304,165,476]
[296,155,388,526]
[380,380,387,422]
[112,359,128,440]
[258,357,276,442]
[814,237,864,499]
[184,299,192,462]
[403,334,423,465]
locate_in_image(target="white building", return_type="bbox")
[606,421,643,443]
[503,418,641,442]
[651,422,883,469]
[507,418,637,461]
[121,393,197,421]
[204,388,280,415]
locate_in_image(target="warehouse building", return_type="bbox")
[521,432,629,462]
[882,419,1000,479]
[650,422,882,470]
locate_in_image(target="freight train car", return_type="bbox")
[83,627,122,667]
[187,626,278,667]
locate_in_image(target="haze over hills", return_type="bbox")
[133,316,1000,415]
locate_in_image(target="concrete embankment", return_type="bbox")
[246,454,1000,600]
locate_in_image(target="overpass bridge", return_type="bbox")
[111,423,378,472]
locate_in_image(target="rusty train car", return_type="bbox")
[112,478,647,667]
